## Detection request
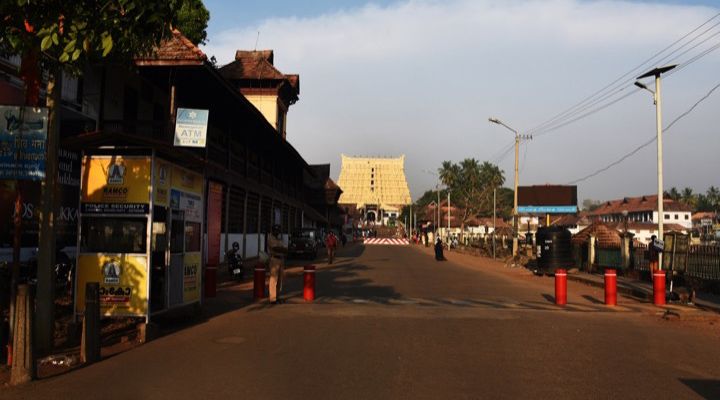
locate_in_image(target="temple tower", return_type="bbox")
[337,154,412,225]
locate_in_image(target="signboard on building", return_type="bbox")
[518,185,578,214]
[0,106,48,180]
[174,108,209,148]
[81,156,151,214]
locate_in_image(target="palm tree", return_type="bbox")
[667,187,681,201]
[681,187,696,209]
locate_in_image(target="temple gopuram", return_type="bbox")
[337,154,412,226]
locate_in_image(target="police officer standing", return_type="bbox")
[267,224,287,305]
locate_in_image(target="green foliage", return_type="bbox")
[176,0,210,45]
[437,158,506,226]
[0,0,185,73]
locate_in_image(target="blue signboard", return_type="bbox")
[517,205,578,214]
[174,108,209,148]
[0,106,48,180]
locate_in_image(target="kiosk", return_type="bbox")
[75,152,204,321]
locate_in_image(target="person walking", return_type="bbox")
[267,224,288,305]
[325,230,338,264]
[434,237,445,261]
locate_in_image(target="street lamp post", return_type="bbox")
[635,64,676,270]
[488,117,532,258]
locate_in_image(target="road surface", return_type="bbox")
[3,243,720,399]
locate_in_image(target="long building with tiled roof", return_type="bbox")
[588,194,692,230]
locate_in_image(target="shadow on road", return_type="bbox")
[679,379,720,399]
[542,294,555,304]
[582,295,604,305]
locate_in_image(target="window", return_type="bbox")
[685,215,689,220]
[665,214,670,220]
[81,217,147,253]
[675,214,679,220]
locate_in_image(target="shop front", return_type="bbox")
[75,152,203,321]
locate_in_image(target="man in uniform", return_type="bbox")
[267,224,287,304]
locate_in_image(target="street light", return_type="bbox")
[488,117,532,258]
[635,64,676,270]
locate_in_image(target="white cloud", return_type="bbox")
[203,0,720,202]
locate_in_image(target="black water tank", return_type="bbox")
[536,226,573,273]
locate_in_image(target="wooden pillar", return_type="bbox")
[10,284,34,385]
[241,189,248,259]
[224,185,231,263]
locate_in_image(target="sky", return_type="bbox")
[201,0,720,203]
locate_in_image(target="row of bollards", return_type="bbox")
[554,269,667,307]
[253,265,316,302]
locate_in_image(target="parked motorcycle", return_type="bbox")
[226,242,244,281]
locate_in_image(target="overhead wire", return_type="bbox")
[527,11,720,137]
[566,81,720,185]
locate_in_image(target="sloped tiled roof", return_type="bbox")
[588,194,692,215]
[135,29,207,66]
[572,223,622,247]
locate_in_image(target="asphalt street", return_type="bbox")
[3,243,720,399]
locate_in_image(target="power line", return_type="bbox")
[527,11,720,136]
[567,81,720,185]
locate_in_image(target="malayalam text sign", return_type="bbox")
[0,106,48,180]
[174,108,209,148]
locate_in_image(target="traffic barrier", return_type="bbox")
[555,269,567,306]
[653,271,666,306]
[303,265,316,302]
[604,268,617,306]
[254,265,266,301]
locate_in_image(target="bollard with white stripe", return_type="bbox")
[555,269,567,306]
[303,265,316,302]
[653,270,666,306]
[604,268,617,306]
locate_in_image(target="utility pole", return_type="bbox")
[493,188,496,259]
[447,192,451,242]
[489,117,532,258]
[635,65,676,270]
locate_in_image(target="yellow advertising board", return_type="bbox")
[76,254,149,317]
[153,158,171,207]
[81,156,151,214]
[183,252,201,303]
[171,164,203,195]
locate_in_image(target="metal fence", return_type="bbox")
[632,243,720,280]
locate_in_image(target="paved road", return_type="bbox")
[4,244,720,399]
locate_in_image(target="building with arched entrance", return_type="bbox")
[337,155,411,226]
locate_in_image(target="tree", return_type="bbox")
[681,187,696,209]
[176,0,210,45]
[438,158,505,234]
[0,0,200,359]
[666,187,681,201]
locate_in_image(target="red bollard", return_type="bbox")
[303,265,316,302]
[653,270,666,306]
[555,269,567,306]
[604,268,617,306]
[253,265,266,301]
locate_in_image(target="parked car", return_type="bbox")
[289,228,319,259]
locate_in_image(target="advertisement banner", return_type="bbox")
[81,156,151,213]
[174,108,209,148]
[153,159,171,207]
[170,165,203,222]
[76,253,149,317]
[183,252,201,303]
[0,106,48,180]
